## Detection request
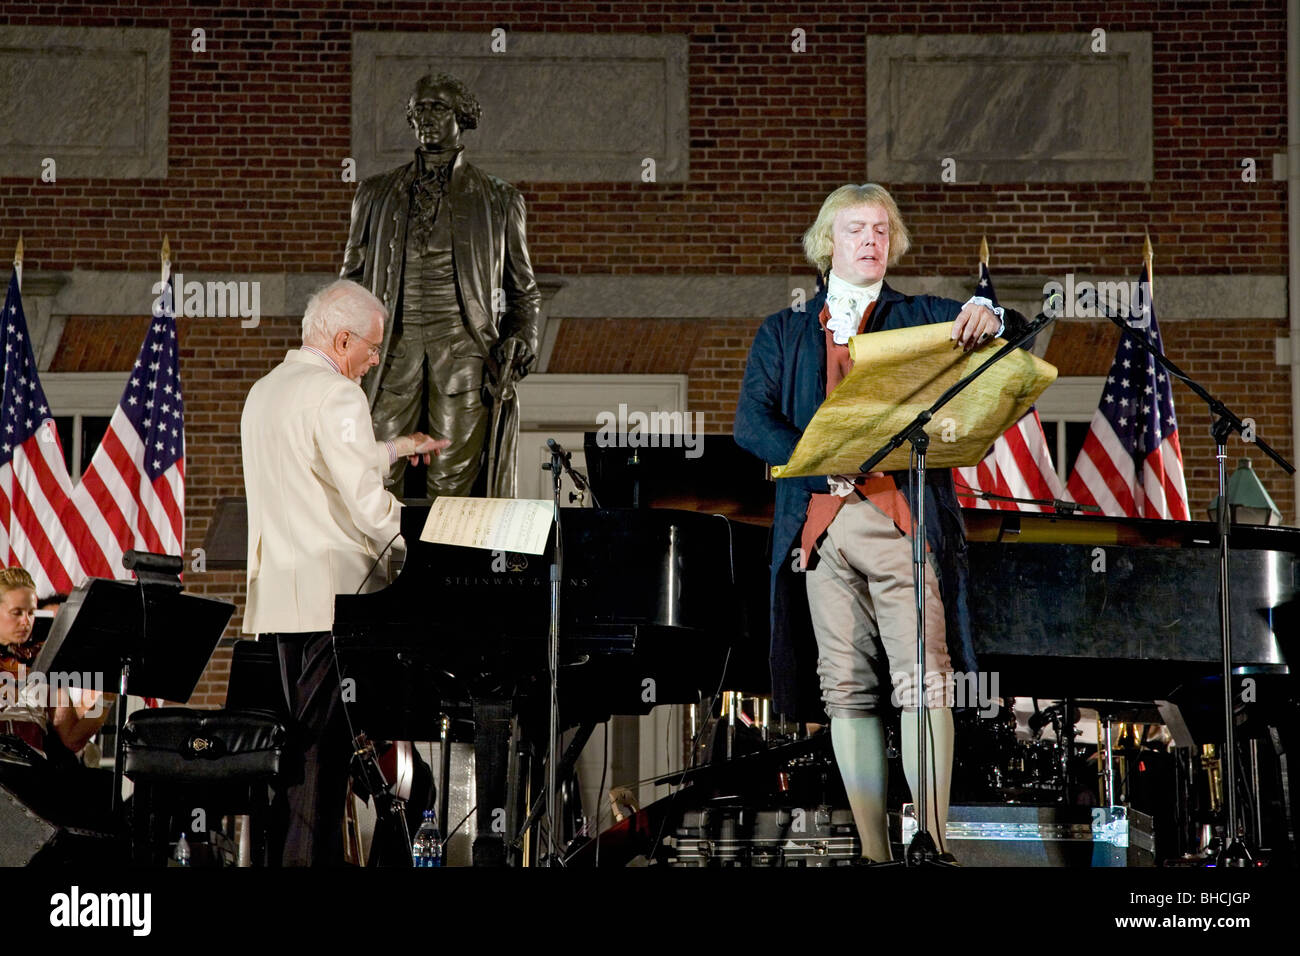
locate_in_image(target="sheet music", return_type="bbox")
[419,497,554,554]
[771,321,1057,477]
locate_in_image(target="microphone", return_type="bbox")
[544,438,600,507]
[122,550,183,576]
[123,549,184,588]
[546,438,571,462]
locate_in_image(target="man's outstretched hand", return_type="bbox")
[393,432,451,465]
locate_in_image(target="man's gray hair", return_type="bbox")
[301,280,387,347]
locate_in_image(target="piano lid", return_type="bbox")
[964,509,1298,689]
[335,505,750,643]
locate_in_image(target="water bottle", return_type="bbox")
[411,809,442,867]
[173,832,191,867]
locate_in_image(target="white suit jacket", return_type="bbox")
[241,348,401,634]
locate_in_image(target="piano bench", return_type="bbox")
[122,707,286,867]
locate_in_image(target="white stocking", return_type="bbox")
[831,715,892,861]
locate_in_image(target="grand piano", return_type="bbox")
[570,435,1298,699]
[332,502,768,865]
[963,509,1297,699]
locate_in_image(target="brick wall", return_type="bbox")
[3,1,1291,706]
[548,319,710,375]
[685,319,762,429]
[0,2,1286,275]
[1161,319,1295,520]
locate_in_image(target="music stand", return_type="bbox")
[776,317,1057,865]
[32,557,233,814]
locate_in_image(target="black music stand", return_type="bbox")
[32,559,233,815]
[860,308,1056,865]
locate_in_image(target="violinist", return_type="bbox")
[0,567,118,838]
[0,566,51,758]
[0,567,111,761]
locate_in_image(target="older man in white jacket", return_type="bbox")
[242,278,444,866]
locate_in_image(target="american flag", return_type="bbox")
[956,408,1067,512]
[64,276,185,577]
[0,271,87,595]
[1064,265,1189,519]
[955,261,1065,512]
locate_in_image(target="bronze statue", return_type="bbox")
[342,72,542,498]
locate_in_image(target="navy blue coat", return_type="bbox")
[733,281,980,720]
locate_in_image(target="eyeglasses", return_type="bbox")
[347,329,381,358]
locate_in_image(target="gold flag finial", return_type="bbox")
[161,235,171,284]
[979,235,989,268]
[13,235,22,267]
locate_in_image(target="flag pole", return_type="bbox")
[1143,231,1154,297]
[161,235,171,287]
[13,235,22,293]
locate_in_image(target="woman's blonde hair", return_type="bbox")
[0,566,36,597]
[802,183,911,275]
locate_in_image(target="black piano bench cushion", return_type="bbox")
[122,707,285,783]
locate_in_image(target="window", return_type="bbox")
[53,415,111,481]
[40,373,125,479]
[1033,376,1106,483]
[1038,419,1093,484]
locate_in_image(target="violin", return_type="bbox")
[0,633,44,677]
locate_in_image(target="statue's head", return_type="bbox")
[406,72,482,149]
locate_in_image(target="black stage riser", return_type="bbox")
[0,782,58,866]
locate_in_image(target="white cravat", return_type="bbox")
[825,272,883,345]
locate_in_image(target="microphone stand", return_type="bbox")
[538,439,599,864]
[860,309,1058,865]
[1091,307,1294,867]
[116,550,185,816]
